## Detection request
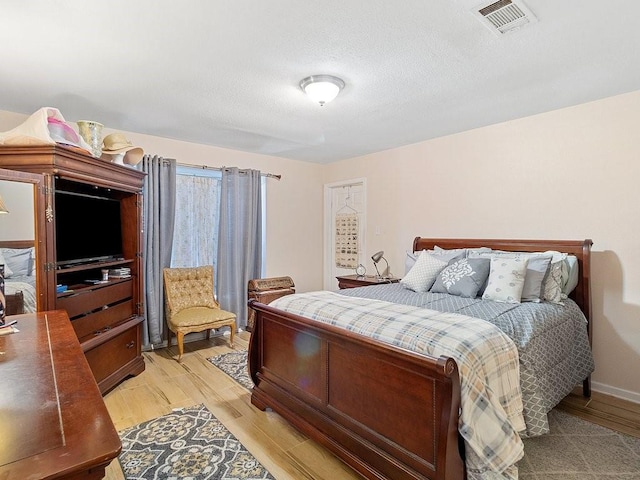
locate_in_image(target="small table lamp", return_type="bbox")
[371,251,389,280]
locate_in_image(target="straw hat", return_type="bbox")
[102,133,144,166]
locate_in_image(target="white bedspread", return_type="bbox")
[271,291,526,479]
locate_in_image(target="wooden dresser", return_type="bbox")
[0,310,121,479]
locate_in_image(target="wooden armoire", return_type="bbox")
[0,144,145,393]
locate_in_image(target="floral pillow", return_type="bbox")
[430,258,491,298]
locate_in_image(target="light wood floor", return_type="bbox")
[103,331,361,480]
[558,387,640,438]
[104,332,640,479]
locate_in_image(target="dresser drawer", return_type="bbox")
[84,326,139,384]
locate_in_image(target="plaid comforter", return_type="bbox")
[339,282,595,441]
[270,291,526,478]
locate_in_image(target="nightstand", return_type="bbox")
[336,275,399,289]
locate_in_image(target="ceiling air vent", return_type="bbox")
[473,0,538,35]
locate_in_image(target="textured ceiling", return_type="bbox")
[1,1,640,164]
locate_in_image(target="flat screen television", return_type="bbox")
[55,190,123,267]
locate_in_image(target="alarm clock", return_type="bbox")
[355,264,366,277]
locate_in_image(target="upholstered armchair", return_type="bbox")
[163,265,235,362]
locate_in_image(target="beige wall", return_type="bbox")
[323,90,640,402]
[2,89,639,402]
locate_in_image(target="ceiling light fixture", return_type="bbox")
[300,75,345,106]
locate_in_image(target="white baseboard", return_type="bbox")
[592,381,640,404]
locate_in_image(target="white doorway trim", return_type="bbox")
[323,177,367,290]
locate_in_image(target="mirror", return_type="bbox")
[0,168,46,313]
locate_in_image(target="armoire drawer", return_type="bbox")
[84,326,139,384]
[72,300,134,341]
[57,280,133,319]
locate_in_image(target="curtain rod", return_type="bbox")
[177,162,281,180]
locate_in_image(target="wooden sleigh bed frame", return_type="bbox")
[248,238,593,480]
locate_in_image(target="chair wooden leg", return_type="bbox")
[205,328,211,340]
[228,322,235,348]
[177,331,185,362]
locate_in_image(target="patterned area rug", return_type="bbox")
[209,350,640,479]
[119,404,274,480]
[207,350,253,390]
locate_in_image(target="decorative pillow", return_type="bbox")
[543,255,567,304]
[469,251,553,302]
[434,245,492,257]
[563,255,579,295]
[433,246,468,255]
[430,258,491,298]
[405,248,466,275]
[0,247,34,277]
[482,257,529,303]
[405,250,421,275]
[427,248,466,264]
[468,247,492,256]
[0,250,15,277]
[401,253,448,292]
[520,255,552,302]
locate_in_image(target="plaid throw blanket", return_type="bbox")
[270,291,526,478]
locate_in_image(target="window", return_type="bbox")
[171,166,266,280]
[171,166,221,269]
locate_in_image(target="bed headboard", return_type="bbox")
[0,240,35,249]
[412,237,593,343]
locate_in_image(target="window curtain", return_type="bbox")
[170,174,221,271]
[141,155,176,347]
[217,167,262,330]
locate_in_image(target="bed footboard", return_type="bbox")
[248,300,465,480]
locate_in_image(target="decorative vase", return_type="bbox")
[77,120,104,158]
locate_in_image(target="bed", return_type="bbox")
[1,240,37,315]
[248,237,594,480]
